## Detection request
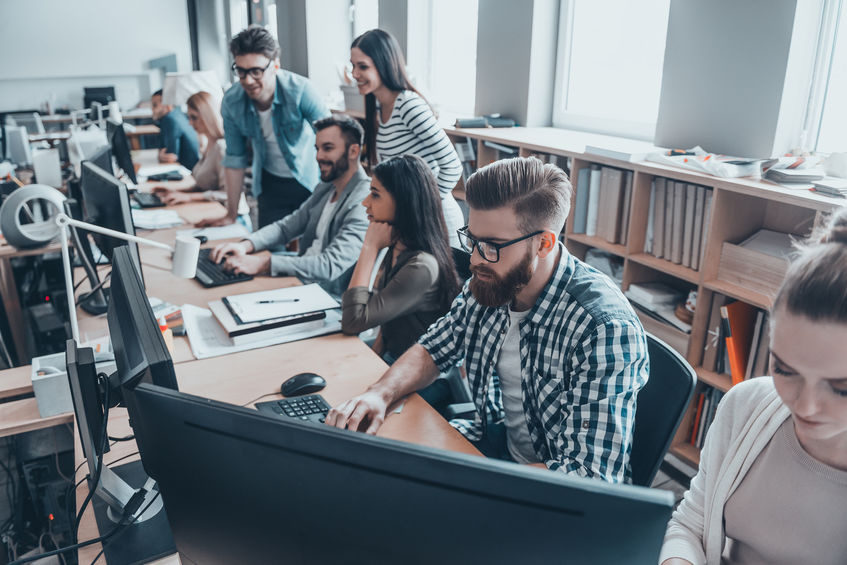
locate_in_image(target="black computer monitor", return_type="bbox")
[87,143,113,176]
[65,339,109,478]
[79,161,142,275]
[106,118,138,184]
[132,384,674,565]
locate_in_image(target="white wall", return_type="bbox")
[305,0,351,98]
[0,0,192,111]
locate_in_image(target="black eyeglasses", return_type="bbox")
[231,59,273,80]
[456,226,543,263]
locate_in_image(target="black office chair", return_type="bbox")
[630,333,697,487]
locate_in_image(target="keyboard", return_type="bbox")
[256,394,330,423]
[194,248,254,288]
[134,192,165,208]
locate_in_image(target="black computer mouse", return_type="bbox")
[280,372,327,397]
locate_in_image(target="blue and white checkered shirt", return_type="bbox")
[419,245,649,483]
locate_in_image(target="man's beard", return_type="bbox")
[469,248,534,307]
[318,151,350,182]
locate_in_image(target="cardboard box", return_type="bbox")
[717,241,790,299]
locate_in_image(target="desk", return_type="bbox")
[126,124,160,150]
[74,333,480,563]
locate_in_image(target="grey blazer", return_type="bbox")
[246,165,370,295]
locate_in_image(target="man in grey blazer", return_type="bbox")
[210,115,369,296]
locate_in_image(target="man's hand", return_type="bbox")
[157,148,178,163]
[223,252,270,276]
[196,214,237,228]
[325,390,390,435]
[161,191,193,205]
[210,240,253,264]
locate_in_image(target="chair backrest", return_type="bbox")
[630,333,697,486]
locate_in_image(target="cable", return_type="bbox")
[104,451,139,469]
[72,377,110,542]
[52,427,73,485]
[75,271,112,307]
[241,392,279,407]
[107,435,134,443]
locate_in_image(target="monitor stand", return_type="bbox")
[90,460,175,565]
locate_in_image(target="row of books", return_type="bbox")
[644,179,713,270]
[688,386,724,448]
[702,294,770,384]
[572,165,634,245]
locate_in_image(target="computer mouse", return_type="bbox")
[280,372,326,397]
[194,235,208,244]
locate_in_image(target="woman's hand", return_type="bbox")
[363,221,394,251]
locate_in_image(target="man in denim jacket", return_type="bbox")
[200,26,330,228]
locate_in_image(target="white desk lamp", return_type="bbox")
[0,184,200,343]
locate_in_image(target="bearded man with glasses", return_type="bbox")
[327,156,649,484]
[199,25,330,228]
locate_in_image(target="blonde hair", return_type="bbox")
[186,91,224,140]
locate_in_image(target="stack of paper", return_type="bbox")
[131,209,183,229]
[812,178,847,198]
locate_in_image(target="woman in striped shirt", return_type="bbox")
[351,28,464,246]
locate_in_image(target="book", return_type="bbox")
[601,167,625,243]
[482,140,518,155]
[620,170,633,245]
[696,389,712,447]
[209,300,327,346]
[720,301,759,386]
[744,310,765,381]
[586,166,602,237]
[572,166,591,234]
[663,180,674,260]
[691,186,705,271]
[752,313,771,378]
[644,180,656,254]
[700,189,713,265]
[671,181,685,264]
[690,391,706,445]
[702,293,730,372]
[222,283,340,325]
[626,282,681,308]
[583,140,655,163]
[682,184,696,267]
[738,229,794,259]
[652,178,666,259]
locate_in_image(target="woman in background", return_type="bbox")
[660,207,847,565]
[152,91,249,226]
[341,155,460,363]
[350,28,463,246]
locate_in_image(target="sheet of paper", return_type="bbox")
[224,283,340,324]
[137,164,192,178]
[182,304,342,359]
[176,223,250,241]
[131,209,184,230]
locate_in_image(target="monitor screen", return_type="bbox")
[106,119,137,184]
[107,245,177,393]
[132,384,674,565]
[78,161,141,273]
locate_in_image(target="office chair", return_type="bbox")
[630,333,697,487]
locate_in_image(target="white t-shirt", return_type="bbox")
[496,308,540,464]
[303,197,338,256]
[257,107,293,178]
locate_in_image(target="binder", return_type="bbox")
[652,178,666,259]
[586,166,602,237]
[720,301,758,386]
[572,167,591,234]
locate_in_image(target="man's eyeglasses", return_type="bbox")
[456,226,543,263]
[231,60,273,80]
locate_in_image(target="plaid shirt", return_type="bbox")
[419,245,649,483]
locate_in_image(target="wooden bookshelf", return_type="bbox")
[445,125,839,466]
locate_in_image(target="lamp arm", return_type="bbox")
[55,213,174,253]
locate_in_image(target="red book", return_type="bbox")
[720,301,758,386]
[690,392,706,445]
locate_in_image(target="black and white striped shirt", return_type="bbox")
[377,91,464,241]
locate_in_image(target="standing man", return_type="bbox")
[199,25,330,228]
[209,115,369,297]
[151,89,199,169]
[327,157,650,484]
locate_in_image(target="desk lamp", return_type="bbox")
[0,184,200,342]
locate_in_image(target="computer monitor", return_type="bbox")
[131,384,674,565]
[65,339,109,478]
[5,125,32,165]
[79,161,141,274]
[87,143,113,176]
[106,118,138,184]
[84,86,116,109]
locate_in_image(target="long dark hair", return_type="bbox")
[351,29,422,168]
[373,155,460,310]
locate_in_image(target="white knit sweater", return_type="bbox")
[659,377,791,564]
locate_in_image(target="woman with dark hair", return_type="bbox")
[341,155,460,362]
[660,207,847,565]
[350,28,464,246]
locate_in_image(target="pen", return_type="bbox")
[256,298,299,304]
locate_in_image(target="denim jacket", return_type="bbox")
[220,70,330,196]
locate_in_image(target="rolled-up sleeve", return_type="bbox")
[418,287,468,373]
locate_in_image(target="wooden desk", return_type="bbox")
[75,335,480,562]
[126,124,160,150]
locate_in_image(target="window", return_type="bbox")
[407,0,479,117]
[352,0,378,39]
[229,0,249,38]
[265,0,279,42]
[553,0,671,140]
[812,3,847,153]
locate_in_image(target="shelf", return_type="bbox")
[628,253,700,284]
[669,441,701,468]
[695,367,732,392]
[564,233,627,257]
[702,280,773,310]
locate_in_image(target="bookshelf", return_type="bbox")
[445,126,839,468]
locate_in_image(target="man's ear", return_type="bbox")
[348,143,361,160]
[537,230,558,258]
